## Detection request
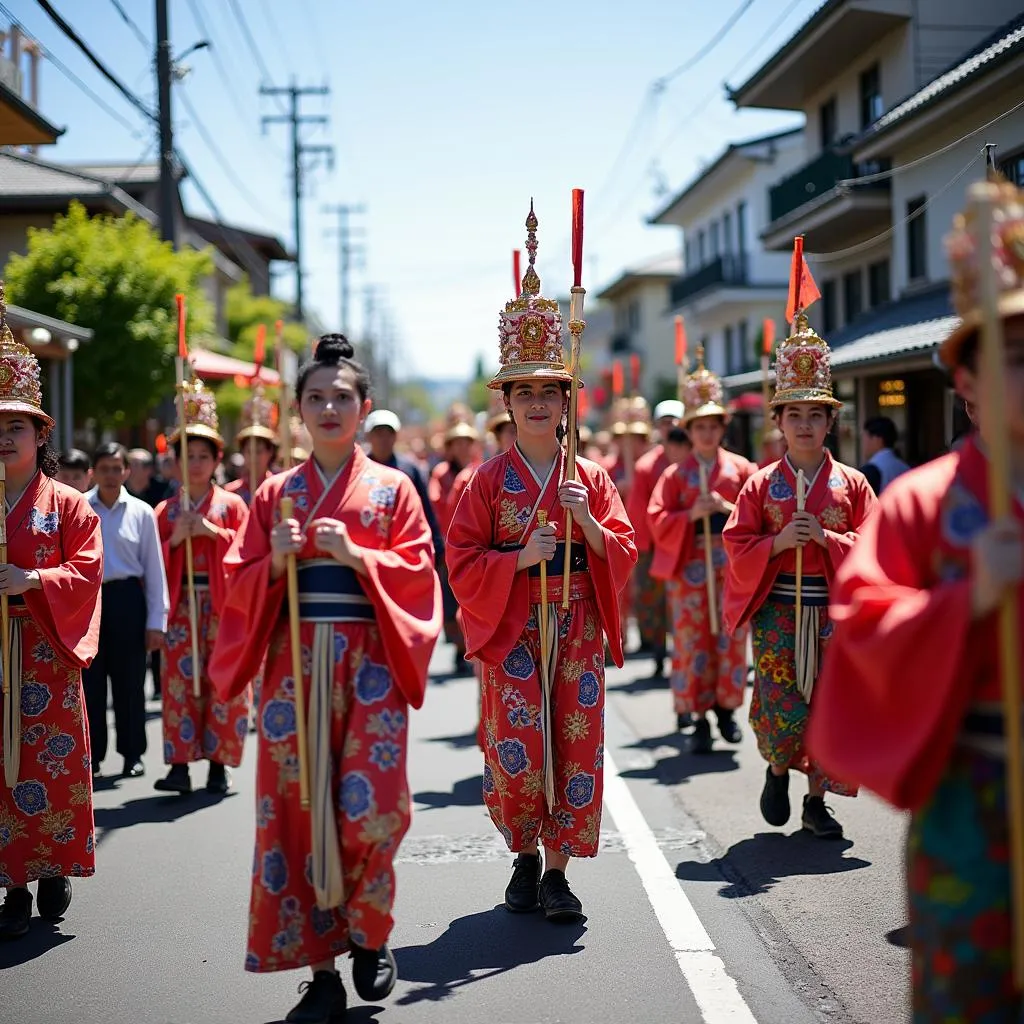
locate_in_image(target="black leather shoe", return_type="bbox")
[504,852,541,913]
[123,759,145,779]
[285,969,347,1023]
[715,707,742,744]
[36,876,72,920]
[0,887,32,940]
[538,869,584,922]
[802,795,844,838]
[691,717,713,754]
[676,712,693,732]
[154,764,191,793]
[760,766,791,826]
[351,943,397,1001]
[206,762,231,795]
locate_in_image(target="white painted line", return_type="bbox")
[603,748,760,1023]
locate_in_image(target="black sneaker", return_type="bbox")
[285,969,347,1023]
[538,869,584,923]
[676,712,693,732]
[759,766,791,826]
[154,764,192,794]
[36,876,72,920]
[802,795,844,839]
[0,887,32,940]
[504,852,541,913]
[691,717,713,754]
[715,707,742,744]
[206,762,231,795]
[351,943,397,1001]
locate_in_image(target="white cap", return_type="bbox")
[364,410,401,433]
[653,400,684,422]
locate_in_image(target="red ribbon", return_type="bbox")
[175,293,187,358]
[571,189,584,288]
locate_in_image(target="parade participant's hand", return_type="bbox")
[169,512,194,548]
[270,517,303,578]
[145,629,165,653]
[792,510,825,547]
[558,480,595,526]
[689,495,717,521]
[517,524,557,570]
[708,491,735,516]
[192,517,221,541]
[772,517,808,554]
[309,517,364,571]
[971,517,1023,619]
[0,565,40,596]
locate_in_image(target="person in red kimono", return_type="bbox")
[210,334,441,1023]
[722,315,876,839]
[225,386,279,506]
[153,378,249,796]
[649,352,757,749]
[808,180,1024,1020]
[627,399,682,678]
[0,289,103,939]
[447,205,636,923]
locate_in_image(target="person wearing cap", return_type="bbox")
[722,313,876,839]
[649,352,757,748]
[807,179,1024,1018]
[626,398,683,677]
[0,285,103,940]
[225,389,279,506]
[447,205,636,922]
[153,377,250,796]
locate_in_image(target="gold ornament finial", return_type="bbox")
[0,282,13,349]
[522,199,541,298]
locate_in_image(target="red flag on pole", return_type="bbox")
[762,318,776,356]
[254,324,266,371]
[577,386,589,418]
[612,361,624,397]
[785,235,821,324]
[629,353,640,393]
[513,250,522,298]
[175,293,187,358]
[571,189,585,288]
[674,316,687,366]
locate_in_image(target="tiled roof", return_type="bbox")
[64,163,163,185]
[861,13,1024,141]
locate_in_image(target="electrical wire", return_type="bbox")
[257,0,295,78]
[106,0,149,50]
[656,0,757,88]
[226,0,285,114]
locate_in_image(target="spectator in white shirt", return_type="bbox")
[859,416,911,495]
[83,442,170,779]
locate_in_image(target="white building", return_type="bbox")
[649,128,805,381]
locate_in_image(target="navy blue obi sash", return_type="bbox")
[770,573,829,607]
[694,512,729,537]
[294,558,374,622]
[498,541,589,578]
[190,572,210,590]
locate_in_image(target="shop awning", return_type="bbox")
[190,348,280,384]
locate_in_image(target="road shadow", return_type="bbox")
[606,671,669,695]
[675,831,871,898]
[427,729,480,751]
[0,923,74,968]
[618,731,740,786]
[93,790,236,844]
[412,774,483,811]
[264,1007,385,1024]
[886,925,910,948]
[394,906,586,1005]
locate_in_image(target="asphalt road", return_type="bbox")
[2,642,909,1024]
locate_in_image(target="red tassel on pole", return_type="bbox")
[254,323,266,372]
[176,293,187,358]
[577,386,589,418]
[762,318,776,356]
[513,250,522,298]
[612,360,624,397]
[675,316,687,366]
[571,189,585,288]
[629,353,640,393]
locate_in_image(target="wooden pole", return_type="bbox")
[562,286,586,608]
[175,356,202,699]
[537,510,550,658]
[974,182,1024,986]
[280,496,310,809]
[0,462,8,700]
[698,463,719,636]
[794,469,806,681]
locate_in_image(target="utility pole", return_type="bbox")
[323,204,366,335]
[261,82,333,323]
[155,0,176,247]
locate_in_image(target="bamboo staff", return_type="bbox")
[537,510,550,658]
[974,181,1024,985]
[280,496,311,809]
[794,468,807,679]
[277,321,295,472]
[698,463,719,636]
[175,294,202,698]
[0,462,8,700]
[562,188,586,609]
[249,324,267,501]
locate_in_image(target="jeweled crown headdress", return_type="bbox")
[771,314,841,408]
[171,375,223,448]
[236,382,279,447]
[0,282,54,431]
[681,346,728,424]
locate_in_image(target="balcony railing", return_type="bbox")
[769,148,889,225]
[670,253,748,307]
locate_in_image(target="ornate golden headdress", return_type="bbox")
[0,283,55,432]
[681,346,728,425]
[941,177,1024,366]
[771,314,841,408]
[236,382,279,447]
[170,376,224,450]
[611,395,651,437]
[488,202,576,390]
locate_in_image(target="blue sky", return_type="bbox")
[4,0,816,379]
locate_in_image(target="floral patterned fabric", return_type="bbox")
[907,746,1019,1022]
[750,600,854,795]
[633,550,667,652]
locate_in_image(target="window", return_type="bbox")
[843,270,863,324]
[737,320,748,371]
[1000,150,1024,186]
[722,212,732,255]
[819,97,837,149]
[907,196,927,281]
[736,201,747,256]
[860,64,882,129]
[821,279,837,335]
[724,325,735,375]
[685,238,693,271]
[697,230,706,266]
[868,259,891,307]
[710,221,720,260]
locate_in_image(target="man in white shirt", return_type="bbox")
[83,442,170,778]
[859,416,911,495]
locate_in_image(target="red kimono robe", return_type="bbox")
[808,439,1022,1018]
[649,450,757,716]
[627,444,670,654]
[225,470,275,507]
[0,474,102,887]
[446,447,636,857]
[156,486,250,768]
[210,448,440,972]
[430,459,467,649]
[722,453,875,790]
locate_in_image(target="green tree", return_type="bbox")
[466,354,492,411]
[4,202,213,428]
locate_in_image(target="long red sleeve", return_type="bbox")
[721,473,779,634]
[648,464,696,581]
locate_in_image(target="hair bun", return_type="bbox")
[315,334,354,362]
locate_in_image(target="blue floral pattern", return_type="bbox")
[20,682,52,717]
[340,771,374,820]
[261,847,288,895]
[565,772,595,809]
[577,672,600,708]
[768,470,794,501]
[503,464,527,494]
[496,738,529,776]
[12,780,48,816]
[354,659,392,704]
[29,508,59,535]
[502,644,534,681]
[261,699,297,742]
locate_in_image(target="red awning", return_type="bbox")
[189,348,280,384]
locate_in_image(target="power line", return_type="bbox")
[294,0,331,82]
[106,0,148,50]
[657,0,757,88]
[226,0,284,112]
[257,0,295,76]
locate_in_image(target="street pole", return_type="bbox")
[323,204,366,335]
[155,0,176,247]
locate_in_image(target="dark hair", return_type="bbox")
[93,441,129,466]
[39,439,60,477]
[666,426,691,446]
[297,334,370,402]
[863,416,898,448]
[772,403,838,425]
[60,447,92,472]
[186,436,221,460]
[958,333,979,372]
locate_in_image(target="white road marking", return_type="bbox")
[603,748,759,1023]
